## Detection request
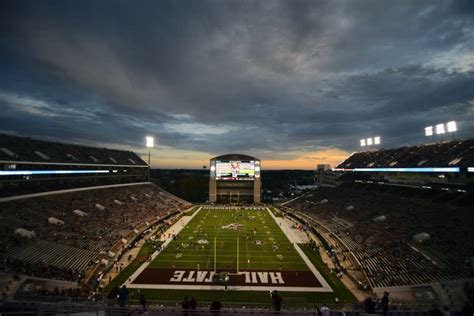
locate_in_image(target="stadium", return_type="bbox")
[0,133,473,315]
[1,1,474,315]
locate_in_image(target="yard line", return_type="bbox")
[205,208,226,269]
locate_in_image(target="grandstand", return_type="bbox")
[337,139,474,170]
[282,140,474,308]
[1,136,474,315]
[0,136,193,310]
[0,134,146,166]
[0,184,190,281]
[0,134,149,197]
[286,183,473,287]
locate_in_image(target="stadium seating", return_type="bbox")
[286,182,474,288]
[0,184,190,282]
[0,134,146,165]
[338,139,474,168]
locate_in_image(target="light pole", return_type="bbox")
[146,136,154,165]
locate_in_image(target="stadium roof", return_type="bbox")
[210,153,260,161]
[0,134,147,166]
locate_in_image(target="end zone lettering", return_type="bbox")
[169,270,285,284]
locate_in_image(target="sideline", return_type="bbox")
[125,207,203,286]
[266,207,333,292]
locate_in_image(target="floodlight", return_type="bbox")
[446,121,457,132]
[366,138,373,145]
[146,136,154,148]
[425,126,433,136]
[360,139,366,147]
[435,124,445,135]
[374,136,381,145]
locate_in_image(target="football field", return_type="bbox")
[127,206,332,292]
[149,207,307,271]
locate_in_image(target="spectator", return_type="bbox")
[320,303,330,316]
[364,296,376,314]
[118,285,128,308]
[314,306,320,316]
[462,302,473,316]
[271,290,283,313]
[443,306,452,316]
[210,298,222,316]
[140,293,146,309]
[182,296,190,316]
[107,286,119,306]
[189,296,197,316]
[381,291,389,316]
[429,304,443,316]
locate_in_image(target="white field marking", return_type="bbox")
[205,208,227,270]
[126,283,331,292]
[265,207,333,292]
[155,254,303,258]
[126,206,203,286]
[151,260,307,264]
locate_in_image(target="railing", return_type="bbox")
[1,300,452,316]
[2,299,461,316]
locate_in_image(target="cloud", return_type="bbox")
[263,148,350,170]
[0,0,473,168]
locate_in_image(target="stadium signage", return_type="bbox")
[0,169,110,176]
[242,271,285,284]
[170,270,216,283]
[332,167,460,173]
[169,270,285,284]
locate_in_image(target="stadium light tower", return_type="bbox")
[446,121,457,140]
[426,121,457,142]
[435,123,446,135]
[446,121,457,133]
[360,136,381,150]
[425,126,433,137]
[146,136,154,165]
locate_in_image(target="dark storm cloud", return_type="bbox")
[0,0,473,160]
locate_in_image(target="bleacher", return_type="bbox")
[0,134,151,198]
[338,139,474,169]
[0,134,146,166]
[287,182,474,289]
[0,183,191,282]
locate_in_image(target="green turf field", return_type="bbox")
[108,206,357,306]
[149,207,308,271]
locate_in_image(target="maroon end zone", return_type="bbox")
[132,268,323,288]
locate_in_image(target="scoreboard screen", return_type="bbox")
[215,160,255,180]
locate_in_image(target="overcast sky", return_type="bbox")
[1,0,473,168]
